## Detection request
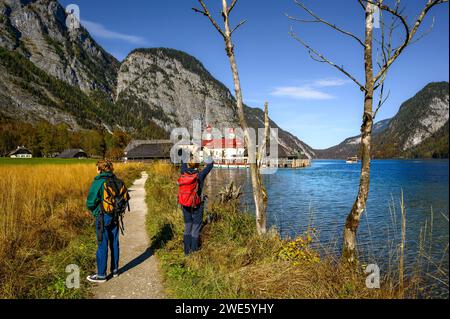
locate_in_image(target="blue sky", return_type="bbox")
[60,0,449,149]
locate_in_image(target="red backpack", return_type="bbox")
[177,172,201,208]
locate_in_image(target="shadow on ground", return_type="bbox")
[117,223,174,275]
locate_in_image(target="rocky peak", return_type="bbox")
[117,48,238,132]
[384,81,449,151]
[0,0,118,96]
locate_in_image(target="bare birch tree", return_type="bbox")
[193,0,268,235]
[288,0,448,263]
[258,102,271,168]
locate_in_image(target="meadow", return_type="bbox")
[0,160,145,298]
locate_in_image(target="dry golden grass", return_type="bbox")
[0,161,145,298]
[152,161,177,178]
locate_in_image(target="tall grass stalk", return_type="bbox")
[399,190,406,298]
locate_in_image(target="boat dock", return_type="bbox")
[214,159,311,169]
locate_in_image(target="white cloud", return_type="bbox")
[314,78,350,87]
[81,20,147,45]
[272,86,335,100]
[271,78,350,100]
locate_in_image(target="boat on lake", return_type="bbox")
[346,156,359,164]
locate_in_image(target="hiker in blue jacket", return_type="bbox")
[180,154,214,256]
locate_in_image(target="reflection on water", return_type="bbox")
[204,160,449,294]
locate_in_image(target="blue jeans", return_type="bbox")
[96,214,119,278]
[182,204,204,255]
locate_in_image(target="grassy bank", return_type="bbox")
[145,162,412,299]
[0,162,145,298]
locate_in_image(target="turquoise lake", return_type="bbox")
[204,159,449,295]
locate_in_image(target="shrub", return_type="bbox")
[278,230,320,265]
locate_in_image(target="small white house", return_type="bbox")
[9,146,33,159]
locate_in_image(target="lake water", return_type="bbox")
[204,160,449,294]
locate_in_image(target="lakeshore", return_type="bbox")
[205,159,449,297]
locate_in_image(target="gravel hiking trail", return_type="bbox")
[93,172,166,299]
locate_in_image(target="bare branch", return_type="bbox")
[357,0,366,10]
[228,0,238,14]
[369,0,448,87]
[409,16,436,45]
[285,14,323,24]
[374,2,399,85]
[374,84,390,119]
[308,50,328,63]
[374,4,395,118]
[290,0,365,48]
[231,19,247,35]
[289,28,366,91]
[378,11,388,69]
[193,1,226,39]
[192,7,207,16]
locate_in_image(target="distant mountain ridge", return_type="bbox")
[372,82,449,158]
[0,0,314,158]
[315,82,449,159]
[314,118,391,159]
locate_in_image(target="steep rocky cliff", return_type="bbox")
[372,82,449,158]
[0,0,120,129]
[0,0,118,94]
[116,48,238,132]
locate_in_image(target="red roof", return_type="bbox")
[202,138,245,149]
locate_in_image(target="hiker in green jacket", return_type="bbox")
[86,160,120,283]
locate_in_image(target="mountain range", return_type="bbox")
[0,0,314,158]
[315,82,449,159]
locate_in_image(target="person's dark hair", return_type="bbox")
[188,152,200,169]
[188,160,200,170]
[97,160,114,173]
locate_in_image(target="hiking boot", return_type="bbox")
[87,274,107,283]
[112,270,119,278]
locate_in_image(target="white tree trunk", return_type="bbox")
[221,0,267,235]
[342,2,375,263]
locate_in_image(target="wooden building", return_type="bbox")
[58,149,88,159]
[124,140,173,161]
[8,146,32,159]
